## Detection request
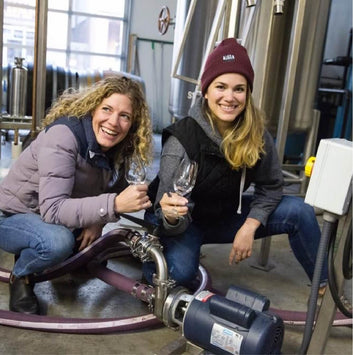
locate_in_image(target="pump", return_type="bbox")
[163,286,284,355]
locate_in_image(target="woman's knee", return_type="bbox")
[289,196,316,219]
[44,227,75,263]
[169,261,199,286]
[279,196,314,219]
[274,196,320,238]
[143,261,198,287]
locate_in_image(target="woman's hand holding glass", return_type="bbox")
[114,184,151,214]
[125,155,147,185]
[114,155,151,214]
[160,192,188,224]
[162,158,198,223]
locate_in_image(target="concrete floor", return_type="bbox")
[0,136,352,355]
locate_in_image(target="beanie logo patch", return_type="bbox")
[223,54,235,62]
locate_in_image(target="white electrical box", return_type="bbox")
[305,138,353,216]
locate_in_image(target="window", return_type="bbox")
[3,0,130,73]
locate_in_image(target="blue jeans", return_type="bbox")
[0,212,76,277]
[143,195,328,288]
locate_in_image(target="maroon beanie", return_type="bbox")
[201,38,254,96]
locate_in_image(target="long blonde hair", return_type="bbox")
[42,75,153,164]
[204,88,265,170]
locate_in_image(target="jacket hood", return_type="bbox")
[188,96,223,148]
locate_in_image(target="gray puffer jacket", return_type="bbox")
[0,116,125,229]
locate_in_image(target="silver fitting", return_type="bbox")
[273,0,285,15]
[125,231,163,263]
[246,0,256,7]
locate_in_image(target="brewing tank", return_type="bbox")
[169,0,331,135]
[9,57,28,117]
[169,0,219,120]
[245,0,332,135]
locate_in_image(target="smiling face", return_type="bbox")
[92,93,133,152]
[204,73,248,135]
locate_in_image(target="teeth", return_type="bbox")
[101,127,117,136]
[220,105,235,111]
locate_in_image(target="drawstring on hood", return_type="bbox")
[189,99,248,215]
[237,167,246,214]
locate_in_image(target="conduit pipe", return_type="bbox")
[86,261,154,304]
[299,212,339,354]
[147,241,170,319]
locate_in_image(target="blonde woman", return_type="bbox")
[0,75,153,314]
[144,38,328,292]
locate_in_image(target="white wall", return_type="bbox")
[129,0,177,132]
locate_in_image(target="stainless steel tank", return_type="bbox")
[76,69,104,91]
[169,0,331,137]
[243,0,332,135]
[9,57,28,117]
[169,0,219,119]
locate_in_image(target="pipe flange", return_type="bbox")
[126,232,163,263]
[162,286,193,329]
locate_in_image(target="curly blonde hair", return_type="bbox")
[42,75,153,164]
[204,88,265,170]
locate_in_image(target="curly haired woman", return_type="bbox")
[0,75,153,314]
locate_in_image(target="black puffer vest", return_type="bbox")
[150,117,256,222]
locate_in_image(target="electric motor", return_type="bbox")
[182,287,284,354]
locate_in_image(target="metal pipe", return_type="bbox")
[123,230,170,320]
[307,203,352,353]
[299,212,339,354]
[137,37,174,46]
[300,109,321,194]
[279,110,320,193]
[191,0,229,105]
[196,0,229,83]
[282,164,305,170]
[174,0,228,88]
[221,0,231,39]
[227,0,243,38]
[239,4,257,46]
[32,0,48,132]
[282,170,304,179]
[171,0,198,79]
[318,88,348,95]
[275,0,306,163]
[283,178,304,184]
[250,0,278,110]
[148,244,170,319]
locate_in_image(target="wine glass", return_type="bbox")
[125,155,146,185]
[173,159,198,196]
[171,158,198,219]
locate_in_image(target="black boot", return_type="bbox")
[9,274,40,315]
